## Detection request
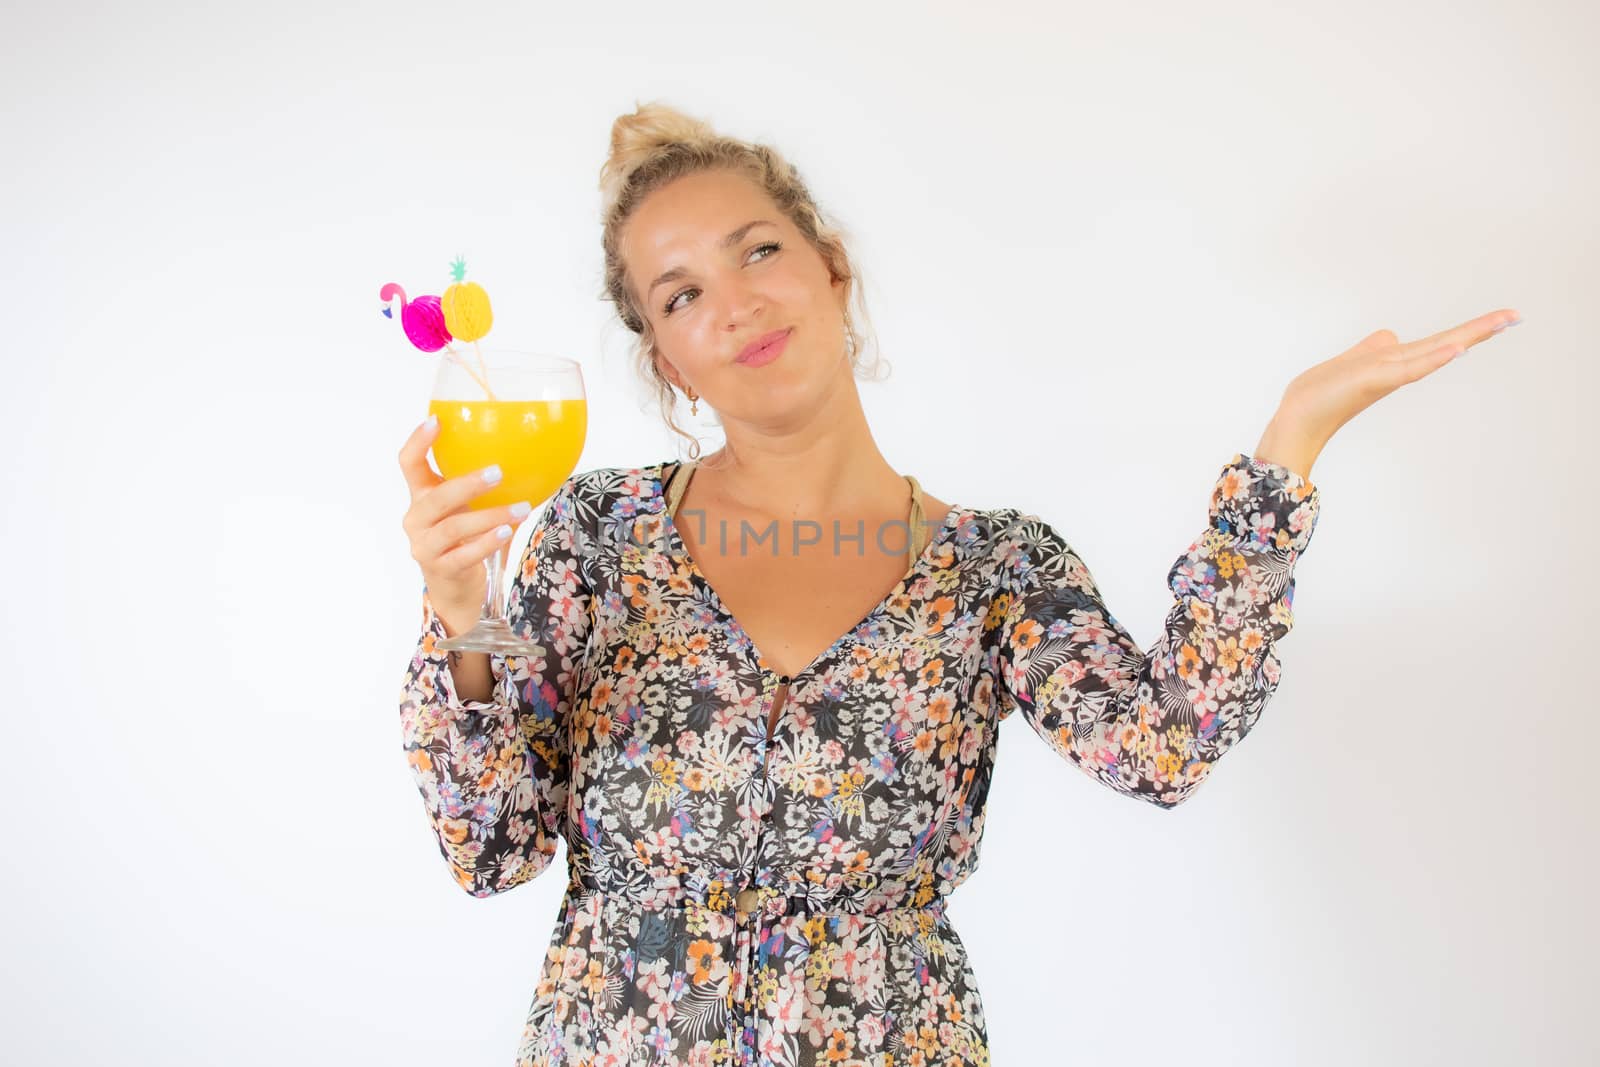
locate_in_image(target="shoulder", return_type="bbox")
[550,458,676,533]
[953,502,1059,546]
[562,459,668,503]
[937,501,1066,572]
[949,503,1084,585]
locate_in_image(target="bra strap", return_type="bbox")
[664,460,696,521]
[906,474,930,565]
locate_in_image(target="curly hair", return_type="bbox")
[597,100,889,460]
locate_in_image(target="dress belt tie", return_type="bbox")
[728,883,809,1063]
[566,872,946,1064]
[564,874,800,1062]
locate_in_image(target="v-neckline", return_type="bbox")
[653,459,964,683]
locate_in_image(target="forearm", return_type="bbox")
[998,453,1324,808]
[400,686,556,897]
[401,604,560,897]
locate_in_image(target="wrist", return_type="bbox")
[1252,417,1322,481]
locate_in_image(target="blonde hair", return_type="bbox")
[597,100,888,460]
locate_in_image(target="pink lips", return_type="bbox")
[736,328,791,367]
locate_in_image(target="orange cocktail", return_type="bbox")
[427,397,588,512]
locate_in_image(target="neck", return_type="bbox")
[695,372,901,519]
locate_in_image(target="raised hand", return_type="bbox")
[1255,308,1523,477]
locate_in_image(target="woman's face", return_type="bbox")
[622,168,850,425]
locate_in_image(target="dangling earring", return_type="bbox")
[686,388,699,416]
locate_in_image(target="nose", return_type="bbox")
[715,272,765,328]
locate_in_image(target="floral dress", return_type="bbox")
[398,453,1322,1066]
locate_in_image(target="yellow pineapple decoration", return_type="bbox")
[441,255,493,341]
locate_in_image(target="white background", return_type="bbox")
[4,1,1594,1063]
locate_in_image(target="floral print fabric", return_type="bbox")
[398,453,1322,1066]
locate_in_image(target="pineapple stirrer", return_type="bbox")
[440,256,499,401]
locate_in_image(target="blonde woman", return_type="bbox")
[396,101,1520,1066]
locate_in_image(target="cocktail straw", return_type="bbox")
[443,344,500,401]
[471,340,495,395]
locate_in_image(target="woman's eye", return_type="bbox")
[662,242,783,316]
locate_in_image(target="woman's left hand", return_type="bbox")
[1254,307,1523,479]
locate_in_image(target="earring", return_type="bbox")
[686,388,699,416]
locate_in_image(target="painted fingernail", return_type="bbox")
[481,464,503,484]
[1492,317,1523,333]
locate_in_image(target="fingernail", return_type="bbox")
[1492,317,1523,333]
[509,500,532,519]
[495,524,513,540]
[482,464,502,484]
[421,414,439,433]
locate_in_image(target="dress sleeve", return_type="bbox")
[990,453,1322,808]
[397,475,593,895]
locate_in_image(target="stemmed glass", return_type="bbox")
[427,349,587,654]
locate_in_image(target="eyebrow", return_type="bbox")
[646,219,777,299]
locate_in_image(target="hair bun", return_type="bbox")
[598,100,718,215]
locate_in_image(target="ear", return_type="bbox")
[652,347,685,392]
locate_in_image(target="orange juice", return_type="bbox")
[427,397,587,511]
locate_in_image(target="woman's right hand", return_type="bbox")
[398,418,533,619]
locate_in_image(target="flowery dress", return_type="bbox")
[398,453,1322,1066]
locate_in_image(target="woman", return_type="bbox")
[396,101,1520,1066]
